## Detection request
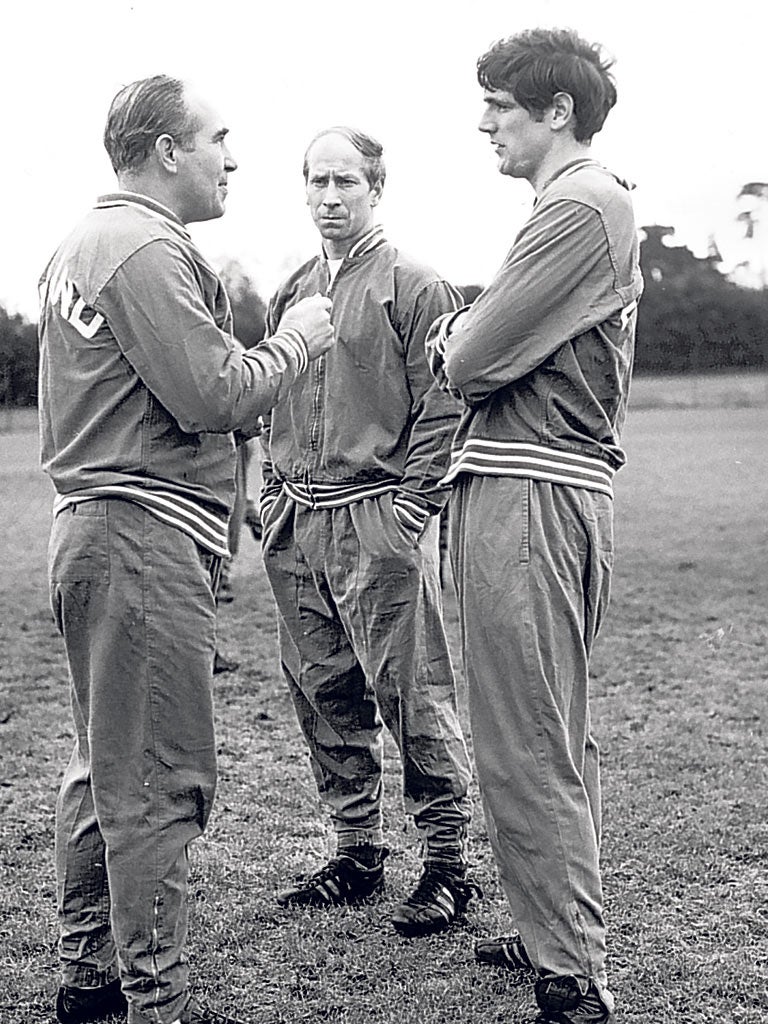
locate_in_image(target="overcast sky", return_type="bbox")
[2,0,764,319]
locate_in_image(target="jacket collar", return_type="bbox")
[539,159,600,195]
[322,224,386,262]
[95,191,188,230]
[538,159,635,198]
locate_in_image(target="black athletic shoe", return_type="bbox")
[56,979,127,1023]
[475,930,534,971]
[276,848,388,907]
[391,864,482,936]
[533,976,615,1024]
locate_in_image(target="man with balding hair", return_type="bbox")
[39,75,334,1024]
[260,127,476,936]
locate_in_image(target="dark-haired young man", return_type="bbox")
[427,28,642,1024]
[39,75,334,1024]
[260,127,476,936]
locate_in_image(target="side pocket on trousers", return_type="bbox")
[260,491,292,552]
[582,492,614,566]
[48,503,110,583]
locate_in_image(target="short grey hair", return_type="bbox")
[103,75,199,174]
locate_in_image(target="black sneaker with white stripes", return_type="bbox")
[391,864,482,936]
[276,848,387,907]
[475,930,534,971]
[533,976,615,1024]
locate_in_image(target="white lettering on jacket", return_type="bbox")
[48,264,105,340]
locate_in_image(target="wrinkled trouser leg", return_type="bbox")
[50,500,219,1024]
[262,492,472,861]
[450,476,613,1007]
[228,441,251,559]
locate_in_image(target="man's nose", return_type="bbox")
[322,181,341,205]
[478,110,494,134]
[224,144,237,172]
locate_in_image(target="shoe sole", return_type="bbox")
[391,913,456,937]
[475,948,531,969]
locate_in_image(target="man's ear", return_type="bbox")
[550,91,575,133]
[154,133,178,174]
[370,181,383,207]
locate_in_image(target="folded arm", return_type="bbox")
[434,200,613,405]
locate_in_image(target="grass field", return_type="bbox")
[1,377,767,1023]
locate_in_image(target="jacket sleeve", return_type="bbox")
[425,307,471,399]
[393,278,463,529]
[257,292,287,521]
[441,199,614,405]
[98,239,309,436]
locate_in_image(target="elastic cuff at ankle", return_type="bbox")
[61,968,120,990]
[335,825,384,848]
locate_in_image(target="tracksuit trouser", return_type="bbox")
[450,474,614,1009]
[262,490,472,860]
[49,500,220,1024]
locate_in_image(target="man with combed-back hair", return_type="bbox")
[102,76,200,171]
[427,28,642,1024]
[39,74,334,1024]
[259,125,477,937]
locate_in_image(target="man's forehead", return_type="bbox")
[306,134,366,174]
[183,88,227,135]
[483,87,518,103]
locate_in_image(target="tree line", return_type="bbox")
[3,229,767,408]
[633,225,768,374]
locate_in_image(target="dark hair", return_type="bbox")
[477,28,617,142]
[303,127,386,189]
[103,75,200,173]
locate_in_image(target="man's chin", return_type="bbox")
[498,160,522,178]
[318,225,347,240]
[188,209,226,225]
[208,198,229,220]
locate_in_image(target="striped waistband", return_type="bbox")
[53,485,230,557]
[441,440,616,497]
[282,478,400,509]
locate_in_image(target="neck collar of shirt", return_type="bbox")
[537,159,601,198]
[322,224,386,262]
[96,191,188,232]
